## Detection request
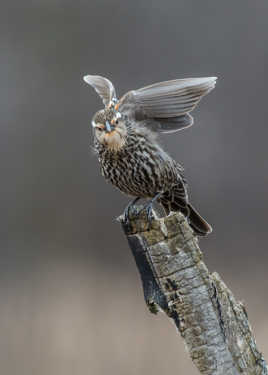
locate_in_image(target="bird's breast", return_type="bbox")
[97,137,177,197]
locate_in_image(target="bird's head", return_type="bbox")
[83,75,127,152]
[91,105,127,151]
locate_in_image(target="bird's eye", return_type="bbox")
[93,123,105,131]
[114,112,121,125]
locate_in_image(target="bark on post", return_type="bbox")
[118,209,267,375]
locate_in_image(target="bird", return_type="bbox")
[83,74,217,236]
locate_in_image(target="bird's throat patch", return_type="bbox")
[103,130,126,152]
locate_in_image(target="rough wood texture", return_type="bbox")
[119,209,267,375]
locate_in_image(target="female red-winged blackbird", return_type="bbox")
[84,75,217,236]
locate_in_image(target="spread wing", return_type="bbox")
[118,77,217,133]
[83,75,117,106]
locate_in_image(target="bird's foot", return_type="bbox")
[135,193,163,230]
[144,202,154,230]
[123,197,140,226]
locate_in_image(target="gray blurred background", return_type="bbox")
[1,1,268,374]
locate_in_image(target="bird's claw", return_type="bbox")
[124,193,162,230]
[134,202,154,230]
[135,193,162,230]
[145,203,154,230]
[123,198,140,226]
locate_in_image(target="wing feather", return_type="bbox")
[132,77,217,117]
[118,77,217,133]
[156,114,193,133]
[83,75,116,106]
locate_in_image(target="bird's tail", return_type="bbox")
[160,199,212,236]
[187,203,212,236]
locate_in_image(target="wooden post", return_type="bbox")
[118,209,267,375]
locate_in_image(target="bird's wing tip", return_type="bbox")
[210,76,218,84]
[204,76,218,89]
[83,75,92,84]
[204,76,218,83]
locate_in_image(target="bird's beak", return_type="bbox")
[105,121,112,133]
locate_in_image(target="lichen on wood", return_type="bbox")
[118,209,267,375]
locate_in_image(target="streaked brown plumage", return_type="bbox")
[84,75,217,235]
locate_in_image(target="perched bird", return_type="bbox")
[84,75,217,236]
